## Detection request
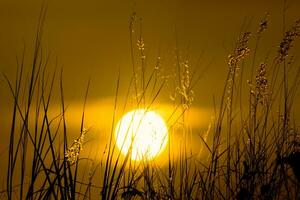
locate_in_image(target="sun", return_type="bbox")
[115,109,168,161]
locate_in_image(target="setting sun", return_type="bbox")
[115,109,168,161]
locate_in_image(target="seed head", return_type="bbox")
[65,129,87,164]
[277,19,300,63]
[255,63,268,104]
[257,13,269,34]
[137,38,145,51]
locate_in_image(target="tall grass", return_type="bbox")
[1,7,300,200]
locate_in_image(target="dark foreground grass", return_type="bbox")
[1,8,300,200]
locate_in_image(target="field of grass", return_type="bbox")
[1,6,300,200]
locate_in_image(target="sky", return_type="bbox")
[0,0,299,102]
[0,0,300,173]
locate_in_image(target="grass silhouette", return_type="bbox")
[1,6,300,200]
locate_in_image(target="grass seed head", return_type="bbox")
[277,19,300,63]
[257,13,269,34]
[65,129,87,164]
[255,63,268,105]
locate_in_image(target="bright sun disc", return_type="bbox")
[115,109,168,161]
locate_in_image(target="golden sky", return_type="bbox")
[0,0,299,102]
[0,0,300,167]
[1,2,300,198]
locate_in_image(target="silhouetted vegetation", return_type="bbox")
[1,5,300,200]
